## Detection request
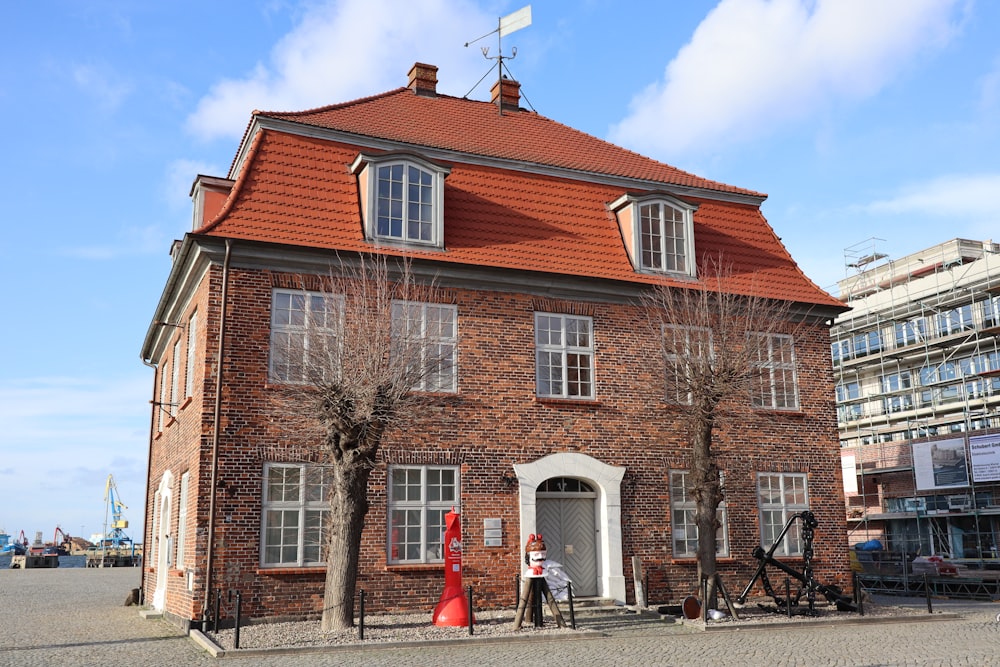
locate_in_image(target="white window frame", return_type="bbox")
[534,313,595,399]
[750,332,799,410]
[169,339,181,417]
[611,193,697,277]
[638,200,692,273]
[937,305,974,337]
[176,472,189,569]
[351,153,449,248]
[757,472,808,557]
[269,289,342,384]
[391,301,458,392]
[669,470,729,558]
[185,311,198,398]
[894,318,926,347]
[387,465,459,564]
[663,324,712,404]
[982,296,1000,329]
[261,463,330,568]
[156,368,168,432]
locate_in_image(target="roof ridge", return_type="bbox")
[257,87,410,119]
[254,88,763,198]
[522,112,765,199]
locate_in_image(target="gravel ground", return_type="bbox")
[207,607,577,650]
[206,596,923,650]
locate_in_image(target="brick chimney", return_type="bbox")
[490,75,521,113]
[407,62,438,97]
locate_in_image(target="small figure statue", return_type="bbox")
[524,533,547,576]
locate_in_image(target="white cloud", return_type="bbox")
[609,0,963,158]
[0,376,151,537]
[978,55,1000,115]
[186,0,495,141]
[862,173,1000,221]
[72,62,133,111]
[0,376,149,445]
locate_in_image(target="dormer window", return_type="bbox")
[351,153,449,248]
[611,193,697,276]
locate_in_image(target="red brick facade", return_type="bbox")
[140,65,849,628]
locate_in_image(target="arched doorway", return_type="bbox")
[152,471,173,611]
[513,452,626,603]
[536,478,598,596]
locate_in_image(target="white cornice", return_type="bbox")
[143,235,840,341]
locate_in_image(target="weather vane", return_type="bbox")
[464,5,532,114]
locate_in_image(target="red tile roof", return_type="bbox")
[198,86,842,310]
[255,88,762,198]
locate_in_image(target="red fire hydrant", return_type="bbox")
[432,509,474,626]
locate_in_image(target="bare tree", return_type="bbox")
[269,253,451,631]
[643,257,804,605]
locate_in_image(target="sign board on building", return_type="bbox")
[912,438,969,490]
[970,433,1000,483]
[483,518,503,547]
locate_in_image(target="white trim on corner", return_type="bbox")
[513,452,626,603]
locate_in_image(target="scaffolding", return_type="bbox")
[833,239,1000,570]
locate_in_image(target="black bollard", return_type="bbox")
[700,575,708,623]
[785,578,792,618]
[924,574,933,614]
[567,580,576,630]
[214,589,222,632]
[467,585,474,636]
[515,575,520,608]
[858,579,864,617]
[359,589,365,640]
[233,592,242,649]
[532,578,543,627]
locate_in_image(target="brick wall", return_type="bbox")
[145,264,849,623]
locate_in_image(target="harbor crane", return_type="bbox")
[102,474,132,549]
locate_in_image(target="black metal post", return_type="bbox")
[467,585,474,636]
[359,589,365,640]
[701,575,708,622]
[213,589,221,632]
[233,592,242,649]
[924,574,933,613]
[785,577,792,619]
[532,578,543,627]
[515,575,520,608]
[567,580,576,630]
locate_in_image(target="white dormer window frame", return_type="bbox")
[610,193,697,277]
[351,152,450,248]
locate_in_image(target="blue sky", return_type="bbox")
[1,0,998,543]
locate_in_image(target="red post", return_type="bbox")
[432,509,474,626]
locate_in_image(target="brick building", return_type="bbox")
[139,63,849,629]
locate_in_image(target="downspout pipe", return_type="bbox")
[203,238,233,624]
[140,357,159,604]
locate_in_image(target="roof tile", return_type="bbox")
[199,128,841,309]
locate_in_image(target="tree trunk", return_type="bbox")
[321,451,374,631]
[690,416,723,609]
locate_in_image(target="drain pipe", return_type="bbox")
[139,357,159,603]
[203,238,233,624]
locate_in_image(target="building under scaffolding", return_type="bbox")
[832,238,1000,570]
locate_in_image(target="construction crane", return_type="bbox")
[102,474,132,550]
[53,526,73,555]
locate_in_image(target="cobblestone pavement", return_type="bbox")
[3,567,1000,667]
